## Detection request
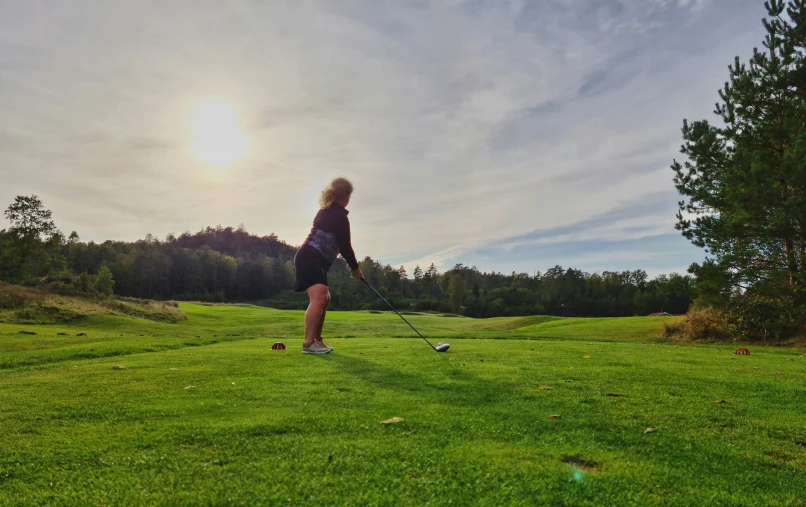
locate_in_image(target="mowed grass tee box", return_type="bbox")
[0,304,804,505]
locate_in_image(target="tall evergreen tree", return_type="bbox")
[672,0,806,336]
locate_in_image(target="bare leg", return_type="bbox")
[316,289,330,344]
[304,285,329,347]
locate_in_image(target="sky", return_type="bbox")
[0,0,769,277]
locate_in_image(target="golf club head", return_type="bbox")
[435,343,450,352]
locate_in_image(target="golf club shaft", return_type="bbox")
[361,279,437,351]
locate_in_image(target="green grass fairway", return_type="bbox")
[1,304,804,505]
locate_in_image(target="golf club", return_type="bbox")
[361,278,450,352]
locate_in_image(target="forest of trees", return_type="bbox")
[0,195,694,318]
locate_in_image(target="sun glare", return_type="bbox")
[190,101,250,167]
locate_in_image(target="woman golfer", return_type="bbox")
[294,177,364,354]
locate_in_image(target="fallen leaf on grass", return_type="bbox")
[715,399,727,404]
[381,417,404,425]
[569,367,575,371]
[113,365,125,370]
[538,386,554,391]
[449,358,456,361]
[548,414,562,419]
[775,371,783,375]
[583,355,591,359]
[334,341,341,345]
[645,428,657,434]
[170,368,179,371]
[184,386,196,390]
[753,367,760,370]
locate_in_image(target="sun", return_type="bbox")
[190,101,250,167]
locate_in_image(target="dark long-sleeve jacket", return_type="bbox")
[300,203,359,270]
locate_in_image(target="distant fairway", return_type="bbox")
[1,304,804,505]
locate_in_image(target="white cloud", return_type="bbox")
[0,0,766,273]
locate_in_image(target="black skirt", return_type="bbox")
[294,245,329,292]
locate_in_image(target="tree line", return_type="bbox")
[0,195,692,317]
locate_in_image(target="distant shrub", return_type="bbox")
[0,282,185,324]
[415,297,437,311]
[0,284,32,309]
[727,293,801,342]
[95,266,115,297]
[667,294,803,343]
[663,307,732,341]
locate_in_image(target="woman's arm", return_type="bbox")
[336,214,360,271]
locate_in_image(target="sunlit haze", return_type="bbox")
[190,100,251,170]
[0,1,768,275]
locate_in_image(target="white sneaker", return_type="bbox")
[315,339,334,352]
[302,342,332,354]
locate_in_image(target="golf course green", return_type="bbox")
[1,304,804,505]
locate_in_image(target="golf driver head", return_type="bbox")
[435,342,450,352]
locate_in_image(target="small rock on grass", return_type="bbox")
[56,332,68,336]
[76,333,87,337]
[381,417,404,425]
[645,427,657,434]
[18,330,37,335]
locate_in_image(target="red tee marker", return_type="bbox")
[271,342,286,351]
[734,347,750,355]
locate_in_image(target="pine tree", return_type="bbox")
[95,265,115,297]
[672,0,806,337]
[425,263,439,296]
[448,274,467,313]
[398,265,407,294]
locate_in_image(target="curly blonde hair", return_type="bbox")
[319,177,354,208]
